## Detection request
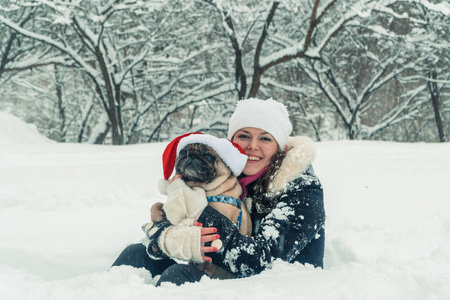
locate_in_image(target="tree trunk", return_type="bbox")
[78,101,93,143]
[0,32,16,82]
[54,65,66,142]
[247,2,279,98]
[95,44,124,145]
[427,69,446,142]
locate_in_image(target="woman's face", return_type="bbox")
[232,127,279,176]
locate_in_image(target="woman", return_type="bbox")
[112,98,325,285]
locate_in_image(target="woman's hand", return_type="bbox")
[195,221,219,262]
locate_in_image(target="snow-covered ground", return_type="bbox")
[1,112,449,300]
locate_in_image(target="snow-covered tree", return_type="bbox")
[399,1,450,142]
[1,1,158,144]
[1,0,449,143]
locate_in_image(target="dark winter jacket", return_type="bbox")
[197,136,325,278]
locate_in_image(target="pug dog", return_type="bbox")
[151,135,251,279]
[172,142,252,278]
[174,143,252,236]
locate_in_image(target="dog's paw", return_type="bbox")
[151,202,166,222]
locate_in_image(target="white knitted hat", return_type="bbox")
[227,98,293,148]
[162,132,248,180]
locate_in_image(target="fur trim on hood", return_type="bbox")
[267,136,316,195]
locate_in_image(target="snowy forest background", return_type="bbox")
[1,0,449,145]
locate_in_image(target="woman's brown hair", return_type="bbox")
[252,148,286,214]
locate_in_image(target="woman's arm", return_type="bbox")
[198,181,325,278]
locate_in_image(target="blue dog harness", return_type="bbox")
[206,196,242,229]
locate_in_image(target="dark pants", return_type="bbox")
[111,243,206,286]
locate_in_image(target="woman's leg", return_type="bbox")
[156,264,207,286]
[111,243,176,276]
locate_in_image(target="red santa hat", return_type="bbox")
[162,132,248,180]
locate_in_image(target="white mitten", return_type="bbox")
[158,220,203,262]
[163,178,207,225]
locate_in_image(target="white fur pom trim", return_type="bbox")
[268,136,316,194]
[158,178,169,195]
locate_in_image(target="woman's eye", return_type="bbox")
[237,134,249,140]
[260,136,272,142]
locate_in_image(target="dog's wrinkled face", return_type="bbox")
[175,144,219,184]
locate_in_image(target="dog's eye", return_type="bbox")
[179,149,187,157]
[204,153,215,163]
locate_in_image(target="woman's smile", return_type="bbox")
[247,155,262,161]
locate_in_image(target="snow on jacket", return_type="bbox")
[198,136,325,278]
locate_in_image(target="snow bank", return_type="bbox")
[0,112,54,146]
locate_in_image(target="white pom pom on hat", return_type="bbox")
[227,98,293,149]
[161,132,248,180]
